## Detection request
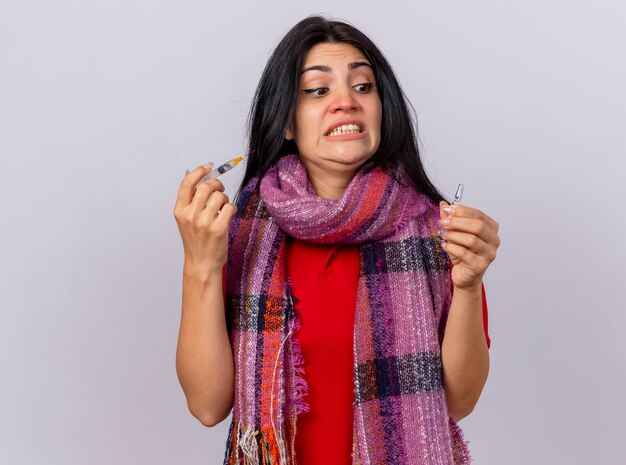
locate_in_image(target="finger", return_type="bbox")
[202,190,230,218]
[440,216,500,247]
[213,203,238,227]
[188,179,225,217]
[439,230,496,261]
[439,200,450,221]
[176,163,215,206]
[440,204,499,233]
[439,239,459,262]
[441,240,486,270]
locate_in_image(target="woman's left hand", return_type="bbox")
[437,201,501,292]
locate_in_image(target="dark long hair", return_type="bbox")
[240,15,447,204]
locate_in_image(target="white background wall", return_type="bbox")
[1,1,624,463]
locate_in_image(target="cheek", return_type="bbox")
[374,99,383,125]
[295,105,323,140]
[374,104,383,139]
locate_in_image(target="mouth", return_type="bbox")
[325,123,363,137]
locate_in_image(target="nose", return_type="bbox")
[331,85,360,112]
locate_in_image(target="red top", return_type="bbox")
[284,238,490,465]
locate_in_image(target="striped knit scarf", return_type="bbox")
[223,154,471,465]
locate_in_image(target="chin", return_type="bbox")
[332,151,375,167]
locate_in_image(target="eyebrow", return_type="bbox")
[300,61,372,75]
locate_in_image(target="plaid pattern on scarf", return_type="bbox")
[223,155,471,464]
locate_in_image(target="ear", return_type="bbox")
[285,127,294,141]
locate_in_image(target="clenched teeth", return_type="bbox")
[327,124,362,136]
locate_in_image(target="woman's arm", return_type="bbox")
[441,285,489,421]
[436,201,500,421]
[173,164,237,427]
[176,268,234,426]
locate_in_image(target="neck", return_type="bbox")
[301,161,358,200]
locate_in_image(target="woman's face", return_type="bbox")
[286,42,382,178]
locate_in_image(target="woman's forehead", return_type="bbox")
[302,43,370,68]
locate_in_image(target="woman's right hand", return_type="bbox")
[173,164,238,276]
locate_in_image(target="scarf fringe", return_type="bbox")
[225,421,274,465]
[449,416,473,464]
[287,316,310,416]
[226,421,300,465]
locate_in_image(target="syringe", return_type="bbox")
[197,155,246,185]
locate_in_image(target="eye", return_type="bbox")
[353,82,374,93]
[303,87,329,97]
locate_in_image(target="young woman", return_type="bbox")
[174,16,500,465]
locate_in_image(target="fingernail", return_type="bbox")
[203,162,214,170]
[438,217,450,226]
[442,206,455,215]
[436,229,447,237]
[184,169,190,177]
[441,240,448,247]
